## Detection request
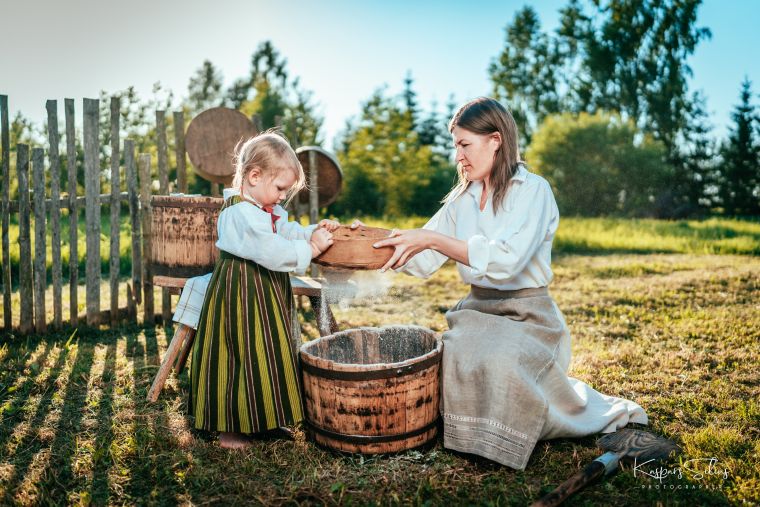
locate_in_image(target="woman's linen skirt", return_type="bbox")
[189,251,303,434]
[441,285,648,470]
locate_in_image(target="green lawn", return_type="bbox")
[1,243,758,505]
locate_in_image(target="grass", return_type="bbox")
[2,215,759,291]
[1,247,758,505]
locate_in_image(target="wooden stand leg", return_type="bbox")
[174,328,196,376]
[147,323,194,402]
[308,295,339,336]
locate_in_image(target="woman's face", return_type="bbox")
[452,126,501,184]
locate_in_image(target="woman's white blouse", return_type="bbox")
[215,188,317,274]
[400,165,560,290]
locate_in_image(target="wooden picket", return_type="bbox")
[110,97,121,326]
[1,95,10,330]
[156,110,171,325]
[83,98,101,326]
[65,98,78,327]
[0,94,324,335]
[46,100,63,328]
[32,147,47,333]
[16,144,33,334]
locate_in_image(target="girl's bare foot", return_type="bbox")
[219,432,251,449]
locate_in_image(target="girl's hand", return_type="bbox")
[372,229,432,272]
[310,228,334,257]
[318,219,340,232]
[349,219,366,229]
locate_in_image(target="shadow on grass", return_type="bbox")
[1,336,93,503]
[89,339,118,504]
[126,325,182,503]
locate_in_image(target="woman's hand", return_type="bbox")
[317,219,340,232]
[349,219,366,229]
[310,228,334,258]
[372,229,433,272]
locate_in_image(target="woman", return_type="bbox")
[373,97,647,470]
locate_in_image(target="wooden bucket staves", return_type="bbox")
[299,325,442,453]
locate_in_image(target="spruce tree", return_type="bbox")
[720,78,760,216]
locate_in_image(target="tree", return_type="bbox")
[527,112,671,216]
[217,41,323,147]
[227,41,289,129]
[330,88,442,217]
[187,60,225,115]
[662,92,720,217]
[489,6,564,144]
[490,0,711,154]
[720,78,760,216]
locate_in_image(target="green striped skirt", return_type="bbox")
[189,250,303,433]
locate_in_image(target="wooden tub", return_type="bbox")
[300,325,442,453]
[150,195,223,278]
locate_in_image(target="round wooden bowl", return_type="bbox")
[314,226,394,270]
[185,107,258,184]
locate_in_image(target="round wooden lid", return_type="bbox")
[296,146,343,207]
[186,108,258,184]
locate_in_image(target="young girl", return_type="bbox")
[189,131,338,449]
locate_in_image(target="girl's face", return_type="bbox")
[452,126,501,185]
[245,167,297,208]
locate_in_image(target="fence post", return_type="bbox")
[125,139,142,320]
[139,154,154,324]
[156,111,171,325]
[65,99,78,327]
[309,149,319,277]
[173,111,187,194]
[110,97,121,326]
[46,100,63,328]
[1,95,10,330]
[83,98,100,326]
[32,148,47,333]
[17,145,33,334]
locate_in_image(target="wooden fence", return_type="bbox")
[0,94,197,334]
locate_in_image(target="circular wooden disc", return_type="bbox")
[296,146,343,207]
[185,108,258,184]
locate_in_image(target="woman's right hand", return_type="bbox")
[372,228,433,272]
[310,228,334,258]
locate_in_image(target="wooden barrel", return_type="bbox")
[300,325,442,453]
[296,146,343,207]
[150,195,223,277]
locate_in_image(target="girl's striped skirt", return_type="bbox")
[189,250,303,433]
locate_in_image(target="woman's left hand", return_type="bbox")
[317,219,341,232]
[373,229,432,272]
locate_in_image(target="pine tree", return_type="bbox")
[720,78,760,216]
[187,60,225,115]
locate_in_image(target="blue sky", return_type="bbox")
[2,0,758,149]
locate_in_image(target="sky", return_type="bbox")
[2,0,758,150]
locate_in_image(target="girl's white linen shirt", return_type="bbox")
[215,188,317,274]
[400,165,560,290]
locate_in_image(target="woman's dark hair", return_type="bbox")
[444,97,523,213]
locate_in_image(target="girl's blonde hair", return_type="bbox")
[443,97,524,213]
[231,129,306,205]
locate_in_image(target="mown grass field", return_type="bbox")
[0,218,758,505]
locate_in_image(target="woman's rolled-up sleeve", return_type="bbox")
[217,206,312,274]
[468,178,557,281]
[398,203,455,279]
